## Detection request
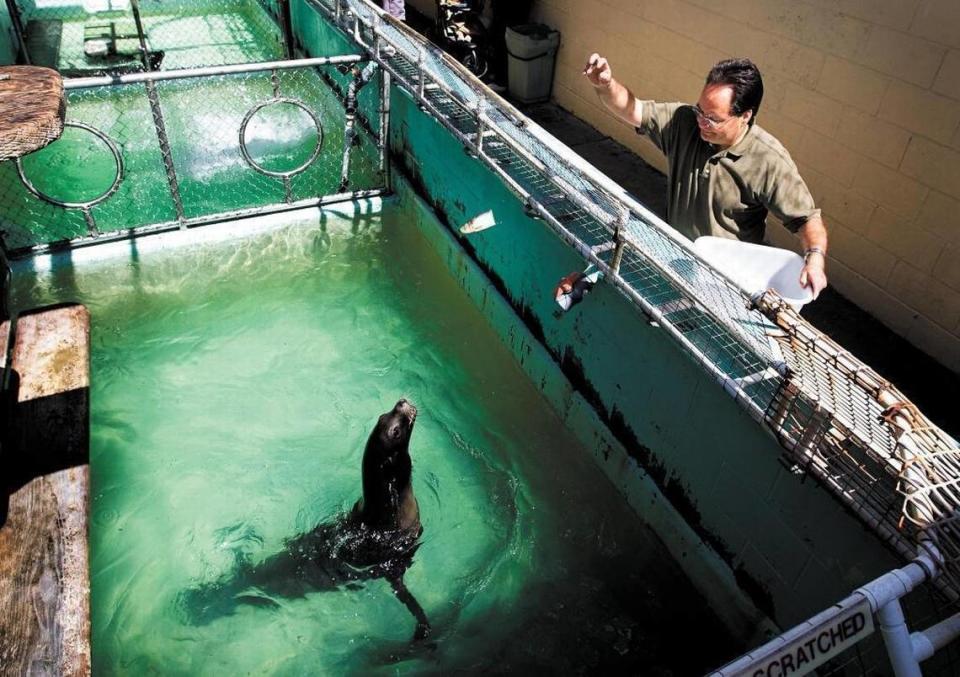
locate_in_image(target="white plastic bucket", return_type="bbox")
[693,236,814,309]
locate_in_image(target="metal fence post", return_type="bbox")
[143,80,186,225]
[130,0,152,72]
[277,0,295,59]
[7,0,31,64]
[4,0,30,64]
[380,70,391,189]
[610,209,628,275]
[474,99,486,154]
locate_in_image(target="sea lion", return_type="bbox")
[179,399,430,641]
[350,398,421,534]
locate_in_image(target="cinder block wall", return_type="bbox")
[530,0,960,373]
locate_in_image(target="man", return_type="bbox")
[579,55,828,299]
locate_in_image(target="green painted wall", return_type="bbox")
[287,0,906,633]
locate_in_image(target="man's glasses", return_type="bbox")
[690,105,736,129]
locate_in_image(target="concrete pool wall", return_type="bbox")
[379,95,902,633]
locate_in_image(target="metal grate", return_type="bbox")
[311,0,960,600]
[757,292,960,599]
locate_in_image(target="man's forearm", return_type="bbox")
[797,215,828,298]
[799,215,828,254]
[595,79,644,127]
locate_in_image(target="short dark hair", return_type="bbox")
[706,58,764,120]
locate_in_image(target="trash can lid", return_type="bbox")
[508,23,557,40]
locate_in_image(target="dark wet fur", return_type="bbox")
[179,400,430,641]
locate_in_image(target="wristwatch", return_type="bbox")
[803,247,825,262]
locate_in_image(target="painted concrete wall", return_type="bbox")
[529,0,960,374]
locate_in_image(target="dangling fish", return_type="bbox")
[555,265,602,312]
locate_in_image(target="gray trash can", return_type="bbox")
[505,24,560,103]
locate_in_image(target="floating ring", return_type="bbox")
[239,98,324,178]
[15,121,124,209]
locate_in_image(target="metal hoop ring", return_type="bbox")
[239,98,324,179]
[15,121,124,209]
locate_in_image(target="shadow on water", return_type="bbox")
[179,398,434,650]
[177,516,432,644]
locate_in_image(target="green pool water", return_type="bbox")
[12,202,738,674]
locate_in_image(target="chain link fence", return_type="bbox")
[0,56,385,255]
[10,0,288,74]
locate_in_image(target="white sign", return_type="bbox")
[720,597,874,677]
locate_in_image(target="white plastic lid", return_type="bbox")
[693,236,814,309]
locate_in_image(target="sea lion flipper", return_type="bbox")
[388,574,431,642]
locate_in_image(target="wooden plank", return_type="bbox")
[0,304,90,676]
[12,303,90,401]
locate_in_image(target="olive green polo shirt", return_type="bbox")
[636,101,820,243]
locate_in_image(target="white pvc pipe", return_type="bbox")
[64,55,366,89]
[878,599,922,677]
[912,612,960,662]
[713,550,943,676]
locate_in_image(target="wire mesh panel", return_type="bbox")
[0,57,385,255]
[13,0,285,74]
[756,292,960,598]
[153,66,380,218]
[0,82,176,250]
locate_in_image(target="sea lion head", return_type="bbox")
[372,398,417,455]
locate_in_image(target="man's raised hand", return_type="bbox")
[583,53,613,89]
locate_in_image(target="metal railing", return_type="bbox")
[308,0,960,608]
[0,55,388,255]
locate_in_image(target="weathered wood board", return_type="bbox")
[0,304,91,676]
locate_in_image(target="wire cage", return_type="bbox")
[756,292,960,599]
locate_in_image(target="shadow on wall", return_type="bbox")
[0,303,89,527]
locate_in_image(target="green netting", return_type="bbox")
[0,83,176,249]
